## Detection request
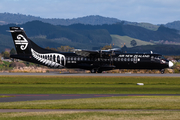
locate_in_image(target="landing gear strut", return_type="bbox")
[97,70,102,73]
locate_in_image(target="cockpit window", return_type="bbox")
[161,56,165,59]
[155,56,165,60]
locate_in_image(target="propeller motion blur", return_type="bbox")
[9,27,173,73]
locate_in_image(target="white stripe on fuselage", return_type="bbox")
[31,49,66,68]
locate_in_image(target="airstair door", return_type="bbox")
[133,55,138,64]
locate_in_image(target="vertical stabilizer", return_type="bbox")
[9,27,32,55]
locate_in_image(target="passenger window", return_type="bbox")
[53,55,55,62]
[131,58,133,61]
[57,56,60,63]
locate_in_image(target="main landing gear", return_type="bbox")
[90,69,102,73]
[160,69,165,74]
[90,69,96,73]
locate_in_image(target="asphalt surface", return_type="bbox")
[0,94,180,102]
[0,109,179,113]
[0,72,180,77]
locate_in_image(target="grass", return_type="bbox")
[0,96,13,98]
[0,76,180,119]
[111,34,154,48]
[0,61,13,71]
[0,76,180,84]
[0,111,180,120]
[0,76,180,94]
[0,84,180,94]
[0,96,180,109]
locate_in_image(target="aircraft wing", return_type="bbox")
[74,49,120,58]
[74,49,100,57]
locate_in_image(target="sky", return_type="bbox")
[1,0,180,24]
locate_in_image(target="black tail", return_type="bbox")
[10,27,32,55]
[10,27,56,55]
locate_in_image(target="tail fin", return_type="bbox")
[9,27,32,55]
[9,27,66,68]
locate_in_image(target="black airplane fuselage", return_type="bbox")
[9,27,172,73]
[11,51,169,72]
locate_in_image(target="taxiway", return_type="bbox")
[0,94,180,102]
[0,72,180,77]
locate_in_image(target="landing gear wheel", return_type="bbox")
[90,69,97,73]
[160,69,165,74]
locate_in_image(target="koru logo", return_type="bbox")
[15,34,28,50]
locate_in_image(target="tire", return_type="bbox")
[160,69,165,74]
[90,69,96,73]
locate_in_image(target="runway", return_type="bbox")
[0,72,180,77]
[0,109,179,113]
[0,94,180,102]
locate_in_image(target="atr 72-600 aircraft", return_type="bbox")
[9,27,173,73]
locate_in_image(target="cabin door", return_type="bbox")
[133,55,138,64]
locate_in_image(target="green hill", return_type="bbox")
[68,23,180,42]
[127,45,180,55]
[111,35,154,48]
[127,22,159,31]
[0,13,121,25]
[0,21,112,51]
[0,34,14,52]
[0,20,180,55]
[165,21,180,30]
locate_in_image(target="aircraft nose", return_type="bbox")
[169,61,174,68]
